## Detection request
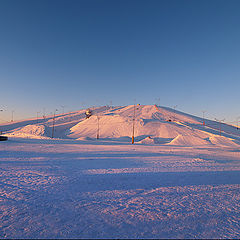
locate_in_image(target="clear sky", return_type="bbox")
[0,0,239,124]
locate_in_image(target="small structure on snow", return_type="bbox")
[0,136,8,141]
[85,109,92,119]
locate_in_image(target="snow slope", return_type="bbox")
[0,138,240,238]
[1,105,240,238]
[1,105,240,147]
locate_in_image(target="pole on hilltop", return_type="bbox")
[51,109,58,138]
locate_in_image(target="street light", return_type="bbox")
[43,108,46,119]
[11,110,15,122]
[215,118,225,136]
[97,115,100,139]
[132,103,140,144]
[173,105,178,121]
[61,105,66,114]
[202,110,206,126]
[51,109,58,138]
[155,98,160,106]
[37,112,40,123]
[0,110,3,134]
[236,116,240,130]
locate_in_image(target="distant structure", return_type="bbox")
[0,136,8,141]
[85,109,92,119]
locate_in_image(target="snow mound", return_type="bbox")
[139,136,155,144]
[139,136,173,144]
[69,115,132,139]
[209,136,240,147]
[1,105,240,148]
[6,124,50,139]
[168,134,209,146]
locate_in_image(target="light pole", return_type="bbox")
[37,112,40,123]
[155,98,160,106]
[237,117,240,130]
[132,104,136,144]
[0,110,3,134]
[43,108,46,119]
[97,116,100,139]
[61,105,65,114]
[132,104,140,144]
[51,109,58,138]
[215,118,225,136]
[11,110,14,122]
[81,102,86,109]
[202,110,206,126]
[173,105,177,121]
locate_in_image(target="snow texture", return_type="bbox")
[0,105,240,238]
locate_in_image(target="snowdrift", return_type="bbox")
[168,134,209,146]
[209,136,240,147]
[6,124,50,139]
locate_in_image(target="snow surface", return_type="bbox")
[1,105,240,147]
[1,105,240,238]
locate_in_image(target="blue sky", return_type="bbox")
[0,0,239,123]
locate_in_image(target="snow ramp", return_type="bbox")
[167,134,209,146]
[6,124,50,139]
[209,136,240,147]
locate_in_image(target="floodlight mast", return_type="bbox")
[37,112,40,123]
[132,104,136,144]
[0,110,2,132]
[155,98,160,106]
[173,105,177,121]
[0,110,3,134]
[202,111,206,126]
[51,109,58,138]
[97,115,100,139]
[237,117,240,130]
[132,103,140,144]
[11,110,14,122]
[215,118,225,136]
[43,108,46,119]
[61,105,65,114]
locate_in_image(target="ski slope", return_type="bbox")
[1,105,240,147]
[1,105,240,238]
[0,137,240,238]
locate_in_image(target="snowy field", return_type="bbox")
[1,137,240,239]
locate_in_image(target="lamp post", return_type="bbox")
[215,118,225,136]
[132,104,135,144]
[37,112,40,123]
[42,108,46,119]
[132,104,140,144]
[0,110,3,134]
[155,98,160,106]
[202,110,206,126]
[173,105,177,121]
[11,110,14,122]
[97,116,100,139]
[61,105,65,114]
[237,117,240,130]
[51,109,58,138]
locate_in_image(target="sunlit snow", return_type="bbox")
[0,105,240,238]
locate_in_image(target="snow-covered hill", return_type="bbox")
[1,105,240,239]
[1,105,240,147]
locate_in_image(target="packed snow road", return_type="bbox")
[0,138,240,238]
